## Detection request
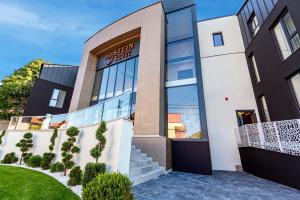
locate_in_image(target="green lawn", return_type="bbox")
[0,166,80,200]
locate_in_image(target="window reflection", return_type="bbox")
[167,85,202,139]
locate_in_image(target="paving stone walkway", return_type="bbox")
[133,171,300,200]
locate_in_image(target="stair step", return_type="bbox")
[129,163,159,176]
[130,168,165,186]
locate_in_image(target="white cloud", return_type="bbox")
[0,3,93,36]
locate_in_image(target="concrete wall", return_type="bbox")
[0,119,133,174]
[198,16,260,171]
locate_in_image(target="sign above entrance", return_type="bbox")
[97,41,140,70]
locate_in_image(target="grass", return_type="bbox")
[0,166,80,200]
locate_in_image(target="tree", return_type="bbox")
[90,121,107,163]
[61,127,80,176]
[16,132,33,165]
[0,59,45,120]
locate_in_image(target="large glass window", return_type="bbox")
[167,7,193,43]
[260,96,271,122]
[250,55,260,82]
[49,89,66,108]
[98,68,109,101]
[167,85,202,139]
[106,65,117,98]
[115,62,126,96]
[273,12,300,60]
[290,73,300,110]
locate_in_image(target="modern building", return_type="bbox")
[21,0,300,177]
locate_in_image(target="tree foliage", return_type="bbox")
[90,121,107,163]
[16,132,33,165]
[0,59,45,120]
[61,127,80,176]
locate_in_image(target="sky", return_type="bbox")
[0,0,244,80]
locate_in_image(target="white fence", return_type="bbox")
[235,119,300,156]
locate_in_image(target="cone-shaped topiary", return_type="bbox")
[16,132,33,165]
[61,127,80,176]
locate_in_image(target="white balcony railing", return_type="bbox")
[7,92,132,131]
[235,119,300,156]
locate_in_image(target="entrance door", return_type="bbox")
[236,110,257,127]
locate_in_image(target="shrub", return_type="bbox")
[16,132,33,164]
[0,130,6,145]
[82,172,134,200]
[40,153,56,170]
[50,162,64,173]
[27,155,42,168]
[1,152,18,164]
[82,162,106,187]
[68,166,82,186]
[61,126,80,176]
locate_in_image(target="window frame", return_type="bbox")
[49,89,66,109]
[212,32,224,47]
[272,10,300,60]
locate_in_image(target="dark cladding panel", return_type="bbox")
[257,0,269,20]
[162,0,195,13]
[264,0,275,13]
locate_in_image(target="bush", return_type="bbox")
[40,153,56,170]
[1,152,18,164]
[50,162,64,173]
[82,162,106,187]
[82,172,134,200]
[68,166,82,186]
[27,155,42,168]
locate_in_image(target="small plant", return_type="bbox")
[82,162,106,187]
[41,153,56,170]
[50,162,64,173]
[27,155,42,168]
[82,172,134,200]
[68,166,82,186]
[0,130,6,145]
[90,121,107,163]
[16,132,33,165]
[41,129,58,170]
[61,127,80,176]
[1,152,18,164]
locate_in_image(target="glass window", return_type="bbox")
[106,65,117,98]
[167,39,194,62]
[250,55,260,82]
[248,13,259,37]
[99,68,110,100]
[91,70,102,101]
[167,7,193,43]
[115,62,126,96]
[49,89,66,108]
[124,58,135,93]
[290,73,300,109]
[273,12,300,60]
[213,33,224,47]
[167,85,202,139]
[167,59,195,82]
[260,96,271,122]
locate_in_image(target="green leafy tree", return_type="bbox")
[90,121,107,163]
[0,59,45,120]
[61,127,80,176]
[16,132,33,165]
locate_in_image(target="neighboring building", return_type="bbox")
[22,0,300,174]
[24,64,78,116]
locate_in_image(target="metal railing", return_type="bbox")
[8,92,132,131]
[235,119,300,156]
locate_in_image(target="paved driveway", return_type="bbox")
[133,171,300,200]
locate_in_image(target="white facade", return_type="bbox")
[198,16,260,171]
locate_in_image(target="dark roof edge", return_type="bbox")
[84,1,163,44]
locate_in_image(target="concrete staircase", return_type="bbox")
[129,146,165,186]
